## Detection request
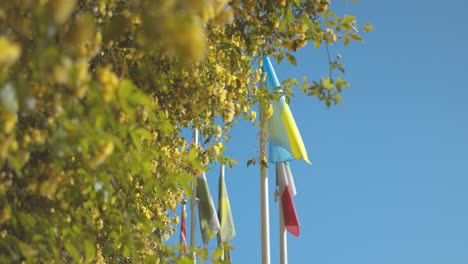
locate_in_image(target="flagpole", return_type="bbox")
[259,76,271,264]
[190,128,198,263]
[219,164,225,262]
[279,201,288,264]
[180,201,187,257]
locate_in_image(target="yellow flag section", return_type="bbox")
[262,57,311,164]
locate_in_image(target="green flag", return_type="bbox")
[197,171,220,245]
[217,165,235,262]
[217,165,235,242]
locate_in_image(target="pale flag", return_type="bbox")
[276,162,300,237]
[197,172,221,245]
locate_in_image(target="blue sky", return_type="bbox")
[173,1,468,263]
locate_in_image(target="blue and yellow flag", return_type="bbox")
[262,57,311,164]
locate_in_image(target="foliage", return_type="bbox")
[0,0,368,262]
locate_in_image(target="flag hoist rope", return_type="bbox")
[259,76,271,264]
[190,128,198,264]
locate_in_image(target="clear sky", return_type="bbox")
[172,1,468,263]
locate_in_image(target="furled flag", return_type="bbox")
[276,162,300,237]
[217,165,236,262]
[179,203,187,255]
[197,171,221,245]
[261,56,311,164]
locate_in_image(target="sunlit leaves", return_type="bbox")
[341,15,357,31]
[117,79,151,120]
[0,0,366,262]
[0,37,21,70]
[322,77,334,90]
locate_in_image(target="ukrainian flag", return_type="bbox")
[262,57,311,164]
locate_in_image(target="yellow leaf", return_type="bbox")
[343,37,350,46]
[363,23,375,32]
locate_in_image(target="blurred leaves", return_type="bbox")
[0,0,366,262]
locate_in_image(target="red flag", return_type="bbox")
[277,163,300,237]
[281,185,300,237]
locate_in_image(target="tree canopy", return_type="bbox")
[0,0,369,262]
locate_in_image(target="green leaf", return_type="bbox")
[84,239,96,262]
[300,15,313,27]
[94,113,105,129]
[314,38,321,48]
[338,66,345,74]
[146,254,159,264]
[130,127,152,150]
[64,242,80,263]
[123,245,131,257]
[285,53,296,66]
[343,37,350,46]
[278,18,288,32]
[341,23,352,31]
[118,79,152,118]
[342,15,356,24]
[118,80,134,116]
[277,51,284,64]
[188,147,204,171]
[128,91,151,107]
[350,33,363,42]
[335,94,343,104]
[17,242,38,259]
[324,20,335,27]
[286,8,293,23]
[118,80,133,101]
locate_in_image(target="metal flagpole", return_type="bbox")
[220,164,225,262]
[259,78,271,264]
[180,200,187,257]
[190,128,199,263]
[279,201,288,264]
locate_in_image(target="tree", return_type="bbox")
[0,0,369,262]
